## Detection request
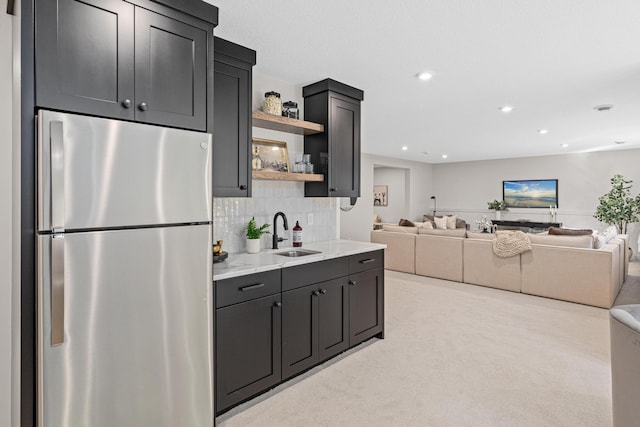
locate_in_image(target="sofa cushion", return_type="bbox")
[418,228,467,238]
[382,224,418,234]
[446,215,457,229]
[399,218,415,227]
[528,233,593,249]
[548,227,593,236]
[466,231,494,240]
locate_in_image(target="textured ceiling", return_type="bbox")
[209,0,640,164]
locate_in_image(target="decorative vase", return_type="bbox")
[495,210,502,220]
[246,238,261,254]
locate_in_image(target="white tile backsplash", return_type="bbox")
[213,180,338,254]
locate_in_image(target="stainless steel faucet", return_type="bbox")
[272,212,289,249]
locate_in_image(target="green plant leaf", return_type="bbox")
[593,174,640,233]
[246,216,271,239]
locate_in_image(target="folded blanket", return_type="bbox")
[492,230,532,258]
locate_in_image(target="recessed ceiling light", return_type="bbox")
[593,104,614,112]
[614,140,626,145]
[561,143,569,148]
[500,105,513,113]
[538,129,548,135]
[441,154,448,159]
[401,146,408,151]
[417,72,433,81]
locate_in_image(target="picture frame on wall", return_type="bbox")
[373,185,388,206]
[252,138,290,173]
[503,179,558,208]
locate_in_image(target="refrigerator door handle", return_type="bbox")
[51,234,65,346]
[50,120,65,233]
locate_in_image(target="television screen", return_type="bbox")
[503,179,558,208]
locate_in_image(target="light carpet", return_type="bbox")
[217,266,639,426]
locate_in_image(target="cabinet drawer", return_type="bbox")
[282,257,349,292]
[216,269,281,308]
[349,250,384,274]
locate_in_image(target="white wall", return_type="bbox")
[1,6,17,426]
[373,167,408,223]
[432,149,640,255]
[340,153,433,242]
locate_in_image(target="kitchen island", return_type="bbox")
[213,240,386,414]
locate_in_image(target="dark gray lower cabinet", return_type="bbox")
[215,250,384,414]
[282,278,349,380]
[215,271,282,413]
[349,268,385,346]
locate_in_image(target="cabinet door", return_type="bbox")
[134,8,208,131]
[349,268,384,346]
[213,61,250,197]
[35,0,135,120]
[317,278,349,362]
[216,294,282,413]
[329,96,360,198]
[282,284,318,380]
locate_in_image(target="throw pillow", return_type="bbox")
[593,234,607,249]
[446,215,457,229]
[602,225,618,242]
[548,227,593,236]
[399,218,415,227]
[456,219,467,229]
[434,216,447,229]
[421,221,434,230]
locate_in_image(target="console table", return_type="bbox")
[492,220,562,232]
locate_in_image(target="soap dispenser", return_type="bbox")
[293,221,303,247]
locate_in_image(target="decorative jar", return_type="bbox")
[263,91,282,116]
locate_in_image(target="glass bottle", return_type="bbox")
[251,145,263,170]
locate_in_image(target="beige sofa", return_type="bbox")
[371,226,626,308]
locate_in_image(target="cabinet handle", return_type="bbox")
[121,99,132,108]
[138,102,148,111]
[319,289,327,294]
[329,187,338,192]
[274,301,282,308]
[239,283,264,292]
[359,258,375,264]
[239,185,247,190]
[312,290,320,296]
[349,280,356,286]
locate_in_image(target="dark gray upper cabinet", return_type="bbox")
[213,37,256,197]
[134,8,209,130]
[303,79,364,198]
[35,0,136,121]
[35,0,216,132]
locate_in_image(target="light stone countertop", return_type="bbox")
[213,239,386,281]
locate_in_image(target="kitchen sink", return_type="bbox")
[276,249,322,257]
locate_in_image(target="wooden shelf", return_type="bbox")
[252,111,324,135]
[252,170,324,182]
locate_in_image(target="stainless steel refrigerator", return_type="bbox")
[36,110,213,426]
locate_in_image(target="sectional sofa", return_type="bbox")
[371,225,628,309]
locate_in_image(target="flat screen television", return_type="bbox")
[503,179,558,208]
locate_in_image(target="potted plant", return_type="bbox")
[246,216,270,254]
[594,174,640,234]
[487,199,508,220]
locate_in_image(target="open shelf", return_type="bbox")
[252,170,324,182]
[252,111,324,135]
